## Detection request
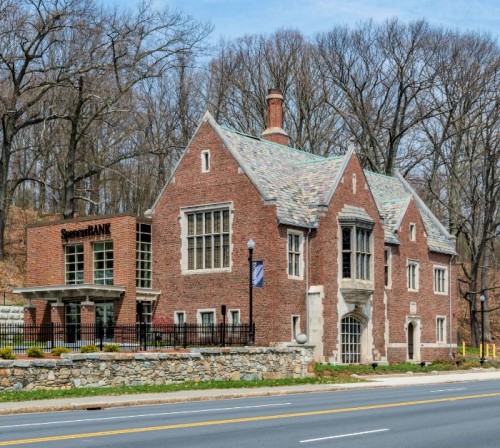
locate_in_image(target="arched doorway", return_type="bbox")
[408,322,414,360]
[341,315,362,364]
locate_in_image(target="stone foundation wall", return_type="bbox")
[0,346,314,391]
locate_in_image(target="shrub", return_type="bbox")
[51,347,71,356]
[0,346,16,360]
[80,344,98,353]
[103,344,119,352]
[26,347,45,358]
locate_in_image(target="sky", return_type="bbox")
[101,0,499,41]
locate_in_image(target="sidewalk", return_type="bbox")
[1,368,500,415]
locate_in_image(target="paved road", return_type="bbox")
[1,379,500,447]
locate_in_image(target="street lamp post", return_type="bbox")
[247,239,255,345]
[480,294,485,365]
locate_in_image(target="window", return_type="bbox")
[292,315,300,339]
[175,311,186,326]
[198,310,215,325]
[341,226,372,280]
[186,207,230,271]
[65,244,84,284]
[201,150,210,173]
[434,267,447,294]
[341,315,361,364]
[136,223,152,288]
[384,247,391,288]
[229,310,240,325]
[136,302,152,325]
[407,260,419,291]
[93,241,113,285]
[437,317,445,343]
[287,230,303,278]
[409,223,416,241]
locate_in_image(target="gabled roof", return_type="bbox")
[365,171,456,255]
[214,119,344,228]
[152,111,455,255]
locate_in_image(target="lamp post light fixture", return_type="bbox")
[247,239,255,346]
[480,294,486,366]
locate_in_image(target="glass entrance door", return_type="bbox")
[65,303,81,343]
[95,302,114,341]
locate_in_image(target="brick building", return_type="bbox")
[15,89,457,363]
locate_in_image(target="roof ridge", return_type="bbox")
[219,125,325,160]
[363,169,397,180]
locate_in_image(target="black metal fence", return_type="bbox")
[0,323,255,354]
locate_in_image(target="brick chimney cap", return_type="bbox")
[266,88,283,100]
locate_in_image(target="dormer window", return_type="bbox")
[201,150,210,173]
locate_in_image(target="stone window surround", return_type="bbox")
[433,265,448,295]
[384,247,392,289]
[174,310,186,325]
[436,316,446,343]
[197,308,216,325]
[201,150,210,173]
[287,229,304,280]
[407,259,419,292]
[180,202,233,275]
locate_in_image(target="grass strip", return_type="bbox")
[0,376,363,403]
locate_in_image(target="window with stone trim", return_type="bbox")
[185,206,230,271]
[287,230,303,278]
[384,247,392,288]
[407,260,419,291]
[434,267,448,294]
[65,244,84,284]
[437,317,445,342]
[341,226,372,280]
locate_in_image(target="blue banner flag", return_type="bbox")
[252,261,264,287]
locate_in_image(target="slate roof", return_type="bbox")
[216,124,344,228]
[156,112,455,255]
[364,171,456,254]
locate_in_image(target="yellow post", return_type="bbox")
[486,344,490,358]
[462,341,465,356]
[480,343,483,358]
[494,344,496,359]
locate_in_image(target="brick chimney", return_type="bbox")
[261,88,289,146]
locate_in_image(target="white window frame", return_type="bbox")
[181,202,232,274]
[409,223,416,241]
[384,247,392,289]
[287,229,304,279]
[136,222,152,289]
[340,225,373,282]
[201,150,210,173]
[93,240,114,285]
[65,243,84,285]
[197,308,216,325]
[433,266,448,295]
[174,311,186,325]
[228,309,240,325]
[436,316,446,343]
[407,259,419,291]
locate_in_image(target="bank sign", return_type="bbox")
[61,223,111,242]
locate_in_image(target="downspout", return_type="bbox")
[305,228,312,340]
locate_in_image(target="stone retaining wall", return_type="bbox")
[0,306,24,325]
[0,346,314,391]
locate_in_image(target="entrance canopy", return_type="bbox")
[13,284,126,302]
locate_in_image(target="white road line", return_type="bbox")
[430,388,467,393]
[0,402,292,429]
[300,428,390,443]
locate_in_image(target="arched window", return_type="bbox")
[341,315,362,364]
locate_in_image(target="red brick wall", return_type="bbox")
[26,215,138,324]
[386,200,456,361]
[152,121,308,346]
[310,154,387,361]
